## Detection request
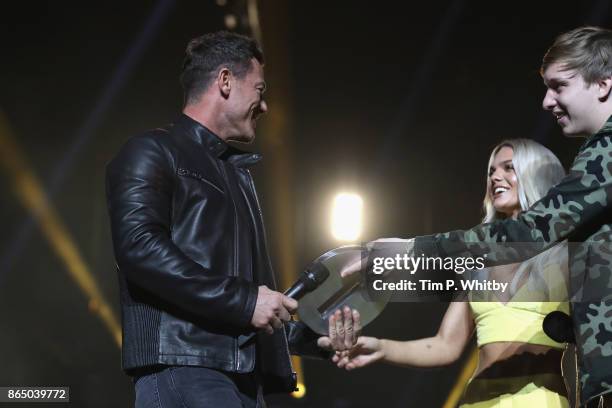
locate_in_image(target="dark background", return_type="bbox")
[0,1,609,406]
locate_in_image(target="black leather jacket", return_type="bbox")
[106,114,318,393]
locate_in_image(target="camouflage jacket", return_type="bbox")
[415,116,612,405]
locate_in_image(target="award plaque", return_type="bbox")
[297,245,391,335]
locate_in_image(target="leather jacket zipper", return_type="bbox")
[245,169,296,383]
[218,161,241,371]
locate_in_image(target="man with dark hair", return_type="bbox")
[180,31,265,106]
[341,26,612,407]
[106,31,323,407]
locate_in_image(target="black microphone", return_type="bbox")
[543,311,575,343]
[284,263,330,299]
[238,263,330,347]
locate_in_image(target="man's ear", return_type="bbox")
[217,67,231,98]
[597,76,612,101]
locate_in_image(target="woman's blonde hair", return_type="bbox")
[482,139,565,223]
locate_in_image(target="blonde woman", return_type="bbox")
[324,139,571,408]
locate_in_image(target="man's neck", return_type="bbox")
[182,103,228,141]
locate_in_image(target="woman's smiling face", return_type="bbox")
[488,146,520,218]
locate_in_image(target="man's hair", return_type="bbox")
[541,26,612,84]
[180,31,264,105]
[482,139,565,223]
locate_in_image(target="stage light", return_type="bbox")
[331,193,363,241]
[291,382,306,399]
[224,14,237,29]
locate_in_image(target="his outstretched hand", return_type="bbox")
[317,306,361,351]
[339,238,414,278]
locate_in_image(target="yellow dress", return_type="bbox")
[460,245,570,408]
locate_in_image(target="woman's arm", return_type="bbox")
[335,302,474,370]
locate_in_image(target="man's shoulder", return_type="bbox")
[578,126,612,157]
[119,125,177,155]
[107,126,176,175]
[569,131,612,185]
[127,125,173,148]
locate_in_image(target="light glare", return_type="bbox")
[331,193,363,241]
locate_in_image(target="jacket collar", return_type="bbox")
[174,113,262,168]
[175,113,229,157]
[579,114,612,152]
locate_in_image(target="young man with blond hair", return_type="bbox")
[340,26,612,407]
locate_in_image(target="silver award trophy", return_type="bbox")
[297,246,391,335]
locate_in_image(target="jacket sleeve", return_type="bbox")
[285,321,332,360]
[415,134,612,265]
[106,132,258,328]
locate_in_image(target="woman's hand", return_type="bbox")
[317,306,361,351]
[316,307,384,370]
[333,336,384,370]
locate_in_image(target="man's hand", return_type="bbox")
[339,253,366,279]
[317,306,361,351]
[251,285,298,335]
[318,308,384,371]
[340,238,414,278]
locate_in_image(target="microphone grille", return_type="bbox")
[304,263,330,288]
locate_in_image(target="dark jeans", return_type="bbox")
[133,366,265,408]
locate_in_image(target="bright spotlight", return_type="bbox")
[331,193,363,241]
[291,382,306,399]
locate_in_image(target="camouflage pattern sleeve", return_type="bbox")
[415,131,612,265]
